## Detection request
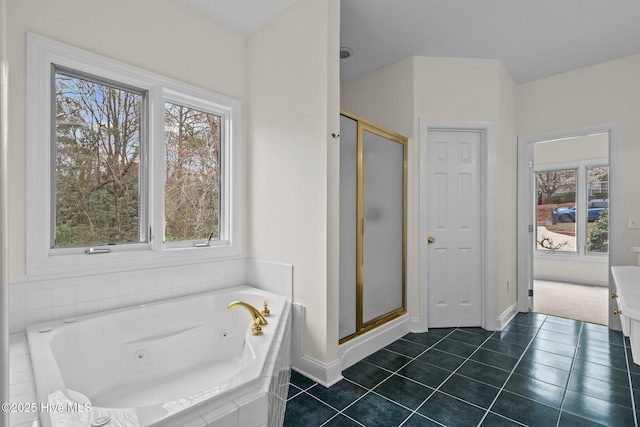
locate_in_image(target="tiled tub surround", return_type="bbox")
[9,258,293,334]
[285,313,639,427]
[13,286,291,427]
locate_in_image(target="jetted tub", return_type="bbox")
[26,285,292,427]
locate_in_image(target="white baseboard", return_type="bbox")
[291,303,410,386]
[496,301,518,331]
[292,357,342,388]
[408,316,427,333]
[291,302,342,387]
[338,315,409,371]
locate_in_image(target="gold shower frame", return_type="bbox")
[339,111,408,344]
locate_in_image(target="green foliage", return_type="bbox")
[54,71,142,247]
[54,73,221,248]
[587,209,608,253]
[550,191,576,204]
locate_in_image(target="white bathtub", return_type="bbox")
[26,285,292,427]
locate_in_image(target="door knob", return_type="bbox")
[427,236,436,244]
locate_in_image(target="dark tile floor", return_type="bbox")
[283,312,639,427]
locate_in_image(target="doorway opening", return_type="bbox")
[517,123,622,330]
[532,133,609,325]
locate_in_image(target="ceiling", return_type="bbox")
[181,0,640,85]
[179,0,296,35]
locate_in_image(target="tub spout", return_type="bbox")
[227,301,268,326]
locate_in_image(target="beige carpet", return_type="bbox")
[533,280,608,325]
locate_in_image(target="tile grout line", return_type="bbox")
[288,317,627,427]
[623,335,639,427]
[395,328,499,427]
[477,315,549,426]
[353,328,460,427]
[553,320,584,427]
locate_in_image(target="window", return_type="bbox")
[586,166,609,254]
[54,68,148,248]
[536,169,576,253]
[27,34,242,277]
[535,162,608,257]
[164,102,221,243]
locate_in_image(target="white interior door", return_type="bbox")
[426,129,482,327]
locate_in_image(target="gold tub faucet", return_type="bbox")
[227,301,268,325]
[228,301,268,336]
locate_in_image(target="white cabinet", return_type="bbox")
[611,266,640,364]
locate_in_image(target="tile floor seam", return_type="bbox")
[396,411,445,427]
[396,329,458,360]
[478,316,549,426]
[327,378,394,421]
[553,318,583,427]
[318,411,365,427]
[364,329,459,388]
[415,328,500,427]
[285,314,634,427]
[388,327,496,427]
[623,334,639,427]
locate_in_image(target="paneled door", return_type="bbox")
[426,129,482,327]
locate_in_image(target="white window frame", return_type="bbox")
[26,34,243,278]
[534,158,608,261]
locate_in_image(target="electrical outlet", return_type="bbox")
[629,217,640,230]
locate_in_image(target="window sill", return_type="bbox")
[534,251,608,263]
[26,245,242,280]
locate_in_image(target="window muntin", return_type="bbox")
[164,102,221,243]
[53,68,148,248]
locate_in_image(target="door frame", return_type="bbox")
[516,122,622,329]
[419,119,497,331]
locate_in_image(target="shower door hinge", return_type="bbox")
[528,289,534,297]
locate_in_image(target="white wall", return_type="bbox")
[413,57,517,319]
[496,64,518,315]
[518,54,640,267]
[341,56,518,325]
[247,0,340,364]
[6,0,248,284]
[535,132,609,164]
[0,0,9,421]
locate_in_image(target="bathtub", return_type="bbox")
[26,285,292,427]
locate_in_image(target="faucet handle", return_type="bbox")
[251,318,264,336]
[262,300,271,317]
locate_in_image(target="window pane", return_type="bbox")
[164,103,221,242]
[54,71,144,247]
[587,166,609,254]
[536,169,576,252]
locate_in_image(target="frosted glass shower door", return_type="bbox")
[361,128,406,324]
[339,112,407,343]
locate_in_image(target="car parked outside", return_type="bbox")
[557,199,608,223]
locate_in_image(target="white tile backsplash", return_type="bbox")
[76,283,99,303]
[25,289,52,311]
[52,286,77,306]
[9,258,293,333]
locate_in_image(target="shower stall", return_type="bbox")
[339,112,408,343]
